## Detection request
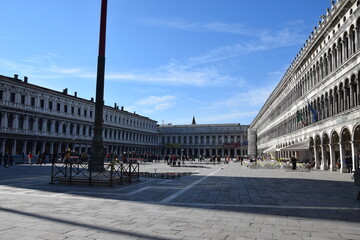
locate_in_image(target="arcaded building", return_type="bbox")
[0,74,159,156]
[249,0,360,172]
[158,120,249,157]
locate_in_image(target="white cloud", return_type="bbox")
[142,18,249,35]
[142,17,306,46]
[198,111,259,123]
[207,87,274,110]
[155,103,172,111]
[0,55,83,78]
[135,95,176,113]
[137,95,176,105]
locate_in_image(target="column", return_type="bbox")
[50,142,54,154]
[32,141,37,155]
[23,140,27,155]
[329,144,336,172]
[350,84,354,108]
[320,146,324,170]
[314,146,320,169]
[11,139,17,155]
[3,112,8,128]
[41,142,46,153]
[57,143,62,154]
[344,85,349,110]
[355,28,359,52]
[339,143,346,173]
[351,141,357,172]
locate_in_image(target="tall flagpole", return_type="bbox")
[90,0,108,172]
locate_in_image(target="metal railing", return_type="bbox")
[50,160,139,186]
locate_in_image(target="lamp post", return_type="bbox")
[90,0,108,172]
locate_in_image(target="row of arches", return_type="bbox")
[0,138,160,158]
[161,134,245,145]
[275,124,360,172]
[281,16,360,114]
[259,70,360,144]
[259,13,360,143]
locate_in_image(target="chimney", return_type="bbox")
[114,103,117,108]
[14,74,18,79]
[24,76,28,83]
[91,97,94,102]
[74,92,77,97]
[121,106,124,111]
[63,88,68,94]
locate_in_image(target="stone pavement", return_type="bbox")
[0,162,359,240]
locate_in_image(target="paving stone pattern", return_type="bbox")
[0,162,359,240]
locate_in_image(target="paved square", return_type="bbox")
[0,162,359,239]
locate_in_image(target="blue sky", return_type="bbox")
[0,0,329,125]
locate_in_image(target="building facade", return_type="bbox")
[0,75,249,160]
[249,0,360,172]
[158,122,249,158]
[0,74,159,157]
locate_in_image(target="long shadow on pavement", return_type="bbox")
[1,164,359,223]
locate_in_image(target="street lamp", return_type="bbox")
[90,0,108,172]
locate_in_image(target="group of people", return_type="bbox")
[27,152,49,165]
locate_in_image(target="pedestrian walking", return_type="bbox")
[28,152,33,165]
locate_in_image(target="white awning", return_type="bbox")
[263,145,276,153]
[280,141,309,151]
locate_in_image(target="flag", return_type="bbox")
[307,102,318,123]
[296,110,307,126]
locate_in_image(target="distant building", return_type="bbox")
[249,0,360,172]
[158,118,249,157]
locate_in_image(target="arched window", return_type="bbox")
[47,119,51,132]
[38,118,43,131]
[70,123,74,134]
[19,115,24,129]
[55,121,59,133]
[29,117,34,130]
[89,126,92,137]
[76,125,80,135]
[62,124,66,134]
[7,113,14,128]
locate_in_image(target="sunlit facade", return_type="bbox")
[159,122,249,157]
[249,0,360,172]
